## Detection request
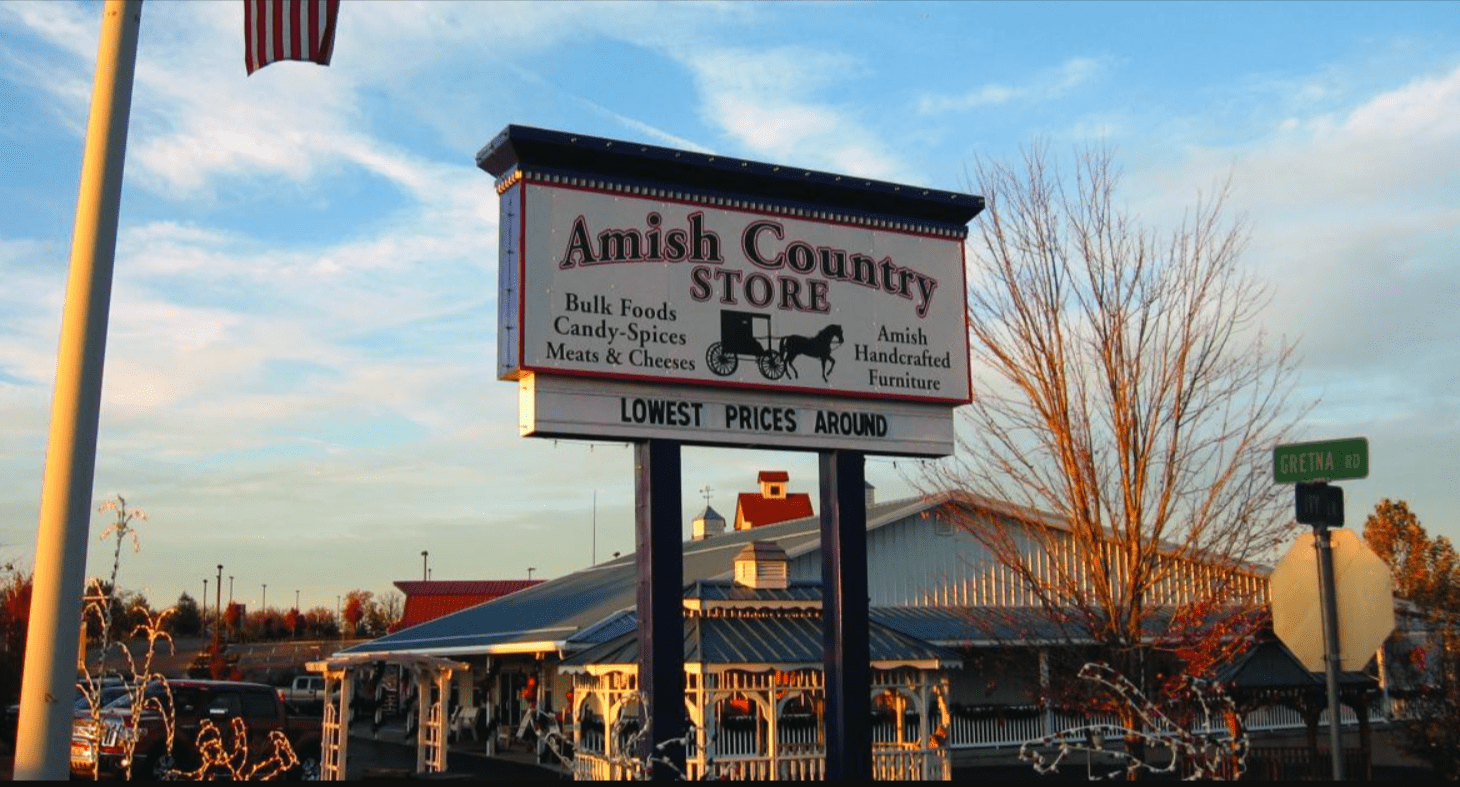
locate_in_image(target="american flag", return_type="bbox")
[244,0,340,76]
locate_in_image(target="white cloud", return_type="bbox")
[673,45,908,180]
[918,56,1113,114]
[1110,62,1460,548]
[1341,66,1460,140]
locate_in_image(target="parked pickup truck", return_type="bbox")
[70,679,323,780]
[277,674,327,711]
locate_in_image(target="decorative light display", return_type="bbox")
[167,717,300,781]
[1017,662,1248,780]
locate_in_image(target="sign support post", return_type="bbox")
[1274,437,1372,780]
[1313,509,1346,781]
[1296,478,1347,777]
[634,439,685,779]
[1274,435,1369,781]
[819,450,870,780]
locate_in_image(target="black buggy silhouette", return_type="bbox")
[705,310,788,380]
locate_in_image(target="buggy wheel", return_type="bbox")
[757,351,787,380]
[705,343,738,376]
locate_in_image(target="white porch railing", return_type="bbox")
[871,748,946,781]
[575,748,946,780]
[716,727,758,757]
[775,752,826,780]
[947,709,1048,748]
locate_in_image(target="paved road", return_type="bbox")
[0,731,567,781]
[345,735,567,781]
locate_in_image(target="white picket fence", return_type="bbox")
[946,703,1367,749]
[571,702,1380,780]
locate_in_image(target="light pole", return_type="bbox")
[336,595,342,638]
[228,575,233,605]
[202,579,208,632]
[295,589,300,611]
[213,564,223,652]
[261,583,266,611]
[527,567,536,581]
[421,550,428,581]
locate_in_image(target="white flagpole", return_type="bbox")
[14,0,142,779]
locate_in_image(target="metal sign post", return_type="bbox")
[819,450,871,780]
[1312,518,1346,781]
[634,440,685,779]
[1295,479,1346,780]
[1276,435,1369,781]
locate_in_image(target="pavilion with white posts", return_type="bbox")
[560,541,961,780]
[307,652,469,780]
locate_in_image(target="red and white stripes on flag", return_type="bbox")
[244,0,340,75]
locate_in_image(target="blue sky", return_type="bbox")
[1,1,1458,614]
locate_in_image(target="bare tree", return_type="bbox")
[924,143,1306,699]
[376,590,404,633]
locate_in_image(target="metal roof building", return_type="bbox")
[339,493,932,660]
[331,486,1273,777]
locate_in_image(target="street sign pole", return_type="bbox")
[1313,516,1346,781]
[1273,438,1389,782]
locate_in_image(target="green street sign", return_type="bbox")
[1274,437,1368,483]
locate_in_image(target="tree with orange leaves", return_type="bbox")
[0,561,33,711]
[343,589,373,637]
[1363,500,1460,778]
[1364,499,1460,612]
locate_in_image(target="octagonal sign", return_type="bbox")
[1270,529,1396,672]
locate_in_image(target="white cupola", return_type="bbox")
[732,540,790,590]
[692,505,726,541]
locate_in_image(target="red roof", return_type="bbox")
[394,580,539,596]
[735,492,814,530]
[393,580,541,629]
[758,470,790,483]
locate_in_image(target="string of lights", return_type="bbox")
[1017,662,1248,780]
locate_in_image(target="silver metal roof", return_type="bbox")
[338,491,1265,659]
[685,579,823,604]
[559,613,962,671]
[339,495,934,658]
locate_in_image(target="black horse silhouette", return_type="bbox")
[780,325,844,382]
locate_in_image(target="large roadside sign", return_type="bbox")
[1273,437,1368,484]
[502,183,970,404]
[479,125,983,457]
[520,372,954,457]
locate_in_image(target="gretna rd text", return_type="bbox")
[555,211,944,318]
[1277,449,1362,475]
[619,396,891,437]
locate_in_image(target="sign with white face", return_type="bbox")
[501,180,971,405]
[520,373,955,457]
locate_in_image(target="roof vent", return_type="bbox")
[733,541,789,590]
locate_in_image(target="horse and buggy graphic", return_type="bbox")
[704,309,844,383]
